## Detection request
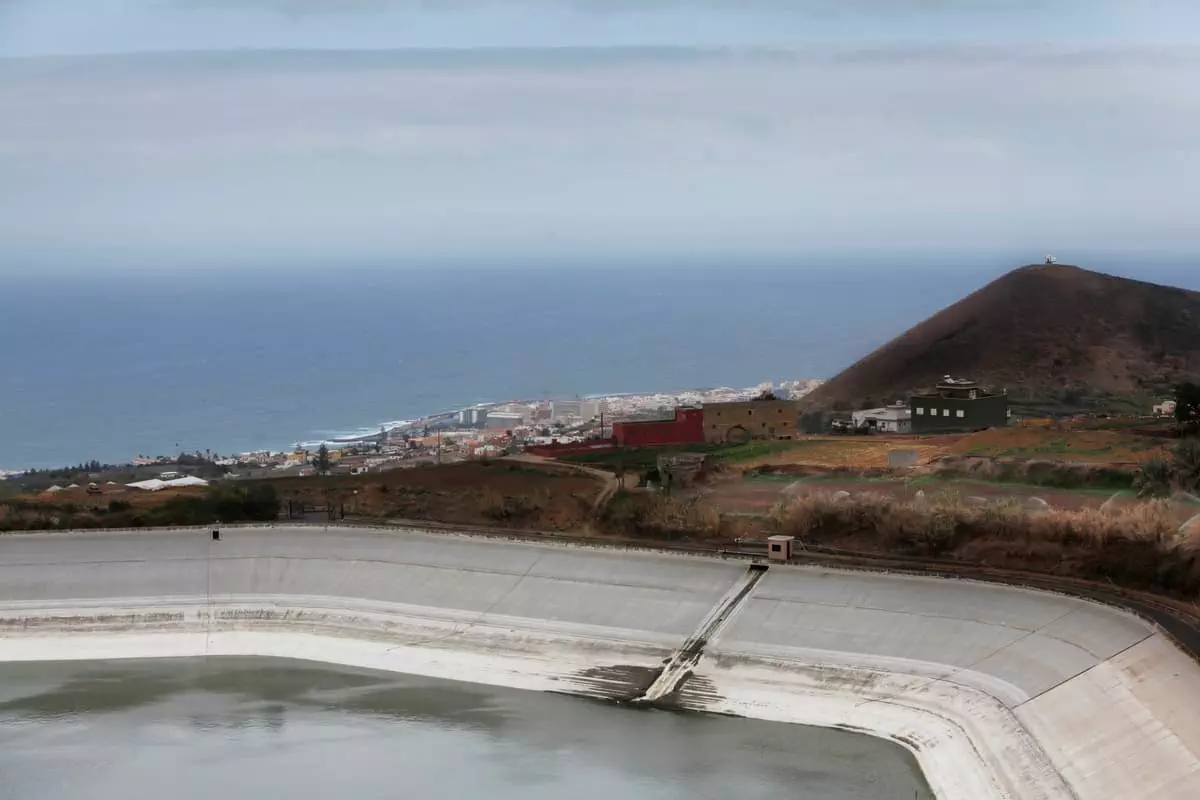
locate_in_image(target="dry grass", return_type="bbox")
[598,491,721,540]
[738,437,953,470]
[771,490,1179,549]
[767,490,1200,597]
[950,427,1169,464]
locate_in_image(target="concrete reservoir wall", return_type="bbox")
[0,526,1197,800]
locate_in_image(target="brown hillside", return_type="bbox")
[802,264,1200,412]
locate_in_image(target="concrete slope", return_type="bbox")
[0,526,740,642]
[703,568,1197,799]
[1,525,1198,800]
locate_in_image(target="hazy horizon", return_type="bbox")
[2,2,1200,273]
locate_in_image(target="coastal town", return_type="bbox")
[3,371,1189,493]
[228,378,827,477]
[0,379,825,485]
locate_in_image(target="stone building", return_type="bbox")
[702,399,798,443]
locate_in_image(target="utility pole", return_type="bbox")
[436,427,442,465]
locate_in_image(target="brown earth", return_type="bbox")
[947,426,1169,464]
[730,435,958,470]
[1,460,609,533]
[800,263,1200,413]
[701,475,1126,516]
[20,484,205,510]
[720,428,1165,472]
[270,460,607,531]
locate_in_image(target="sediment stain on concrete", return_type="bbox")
[563,664,662,701]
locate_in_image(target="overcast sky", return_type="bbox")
[2,1,1199,271]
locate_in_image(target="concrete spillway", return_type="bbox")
[0,525,1197,799]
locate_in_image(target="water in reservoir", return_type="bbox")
[0,658,932,800]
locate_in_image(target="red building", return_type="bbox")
[524,438,616,457]
[613,407,705,447]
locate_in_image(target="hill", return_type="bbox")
[801,264,1200,415]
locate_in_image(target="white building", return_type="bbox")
[457,407,489,427]
[1153,399,1177,417]
[551,399,582,422]
[486,411,525,430]
[851,403,912,434]
[580,398,608,421]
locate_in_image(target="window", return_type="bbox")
[770,544,782,553]
[915,407,924,415]
[942,408,950,417]
[956,409,965,418]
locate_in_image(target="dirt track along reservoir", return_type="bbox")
[0,525,1197,799]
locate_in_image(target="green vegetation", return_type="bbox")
[932,459,1135,491]
[1134,459,1173,499]
[1133,439,1200,498]
[5,455,229,495]
[1177,382,1200,429]
[0,485,279,531]
[313,444,332,476]
[561,440,807,472]
[1008,389,1160,419]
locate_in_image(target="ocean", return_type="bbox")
[2,258,1195,469]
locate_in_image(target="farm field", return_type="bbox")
[701,474,1145,517]
[949,426,1170,464]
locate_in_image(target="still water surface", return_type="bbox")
[0,658,931,800]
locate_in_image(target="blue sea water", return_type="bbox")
[1,258,1195,469]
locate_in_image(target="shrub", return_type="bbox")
[479,488,508,521]
[1173,438,1200,492]
[768,490,1197,595]
[600,490,719,539]
[1134,459,1173,498]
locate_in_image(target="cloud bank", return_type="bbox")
[1,46,1197,270]
[3,0,1197,58]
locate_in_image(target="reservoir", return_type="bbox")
[0,657,931,800]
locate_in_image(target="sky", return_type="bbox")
[1,1,1199,271]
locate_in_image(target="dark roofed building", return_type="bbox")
[910,376,1008,433]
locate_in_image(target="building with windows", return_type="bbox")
[910,376,1008,434]
[457,407,489,428]
[851,403,912,433]
[702,399,798,443]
